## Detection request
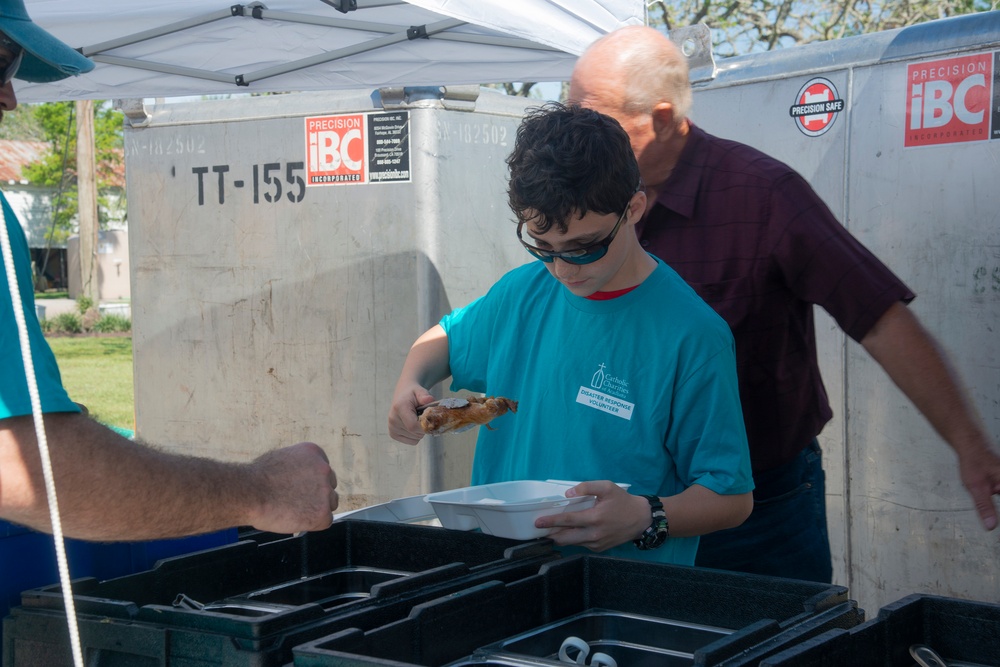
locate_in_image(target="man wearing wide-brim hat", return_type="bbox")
[0,0,341,541]
[0,0,93,84]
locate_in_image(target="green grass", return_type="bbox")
[46,337,135,431]
[33,291,69,300]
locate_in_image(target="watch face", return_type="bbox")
[648,530,667,549]
[633,525,667,550]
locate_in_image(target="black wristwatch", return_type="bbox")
[633,494,669,550]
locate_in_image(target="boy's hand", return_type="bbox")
[388,385,437,445]
[534,481,649,552]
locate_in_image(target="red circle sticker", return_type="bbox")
[789,78,845,137]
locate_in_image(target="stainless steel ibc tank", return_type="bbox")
[123,87,534,509]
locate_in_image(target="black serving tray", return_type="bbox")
[3,521,557,667]
[291,554,864,667]
[761,593,1000,667]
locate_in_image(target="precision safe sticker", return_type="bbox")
[790,77,844,137]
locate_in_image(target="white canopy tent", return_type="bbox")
[5,5,643,665]
[15,0,645,103]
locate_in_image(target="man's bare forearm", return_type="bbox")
[861,303,993,457]
[0,412,337,540]
[862,301,1000,529]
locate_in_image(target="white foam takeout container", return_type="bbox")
[424,480,629,540]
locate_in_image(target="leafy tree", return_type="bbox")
[20,101,124,244]
[485,82,540,97]
[494,1,995,100]
[0,104,45,140]
[648,0,996,56]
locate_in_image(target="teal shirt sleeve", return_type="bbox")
[666,340,755,496]
[1,192,80,420]
[439,296,490,394]
[439,275,519,394]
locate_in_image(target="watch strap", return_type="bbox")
[633,494,669,551]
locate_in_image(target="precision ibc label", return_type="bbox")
[367,112,411,183]
[304,111,411,186]
[306,114,366,184]
[905,53,994,147]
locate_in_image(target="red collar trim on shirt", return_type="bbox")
[586,285,639,300]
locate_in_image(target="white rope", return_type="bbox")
[1,212,85,667]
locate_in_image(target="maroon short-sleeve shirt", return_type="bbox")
[637,124,914,472]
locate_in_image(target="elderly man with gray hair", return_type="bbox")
[569,25,1000,583]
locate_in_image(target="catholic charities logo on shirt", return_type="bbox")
[576,363,635,421]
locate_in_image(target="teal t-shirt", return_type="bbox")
[441,258,753,565]
[1,191,79,420]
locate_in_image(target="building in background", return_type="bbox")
[0,138,127,303]
[67,229,130,304]
[0,139,70,290]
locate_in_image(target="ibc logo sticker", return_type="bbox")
[306,114,366,185]
[905,53,994,147]
[790,78,844,137]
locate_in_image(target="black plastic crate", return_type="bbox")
[3,521,557,666]
[761,593,1000,666]
[0,521,235,652]
[291,554,863,667]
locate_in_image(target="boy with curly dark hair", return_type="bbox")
[389,103,753,564]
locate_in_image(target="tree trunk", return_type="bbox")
[76,99,99,306]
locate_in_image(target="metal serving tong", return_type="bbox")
[415,397,476,433]
[910,644,985,667]
[415,397,469,416]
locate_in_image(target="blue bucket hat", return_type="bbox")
[0,0,94,83]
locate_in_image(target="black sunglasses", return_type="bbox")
[0,35,23,86]
[517,197,634,266]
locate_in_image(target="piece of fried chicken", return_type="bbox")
[418,396,518,435]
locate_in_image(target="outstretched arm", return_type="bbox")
[861,301,1000,530]
[387,325,452,445]
[0,412,338,540]
[535,481,753,552]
